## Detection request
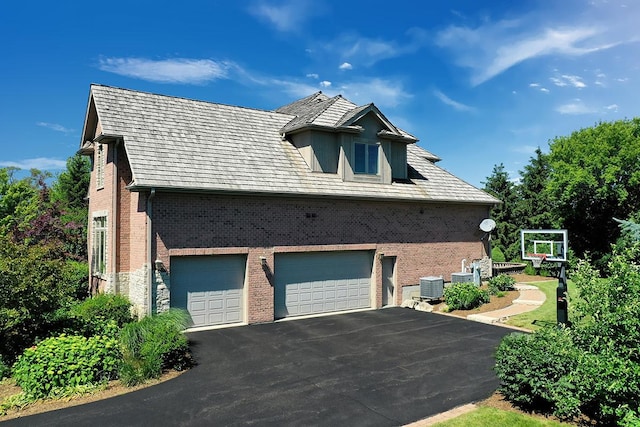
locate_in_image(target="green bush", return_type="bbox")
[496,243,640,425]
[69,293,134,336]
[12,334,120,399]
[491,246,506,262]
[119,309,193,386]
[0,235,91,364]
[495,327,581,419]
[444,283,489,311]
[488,274,515,295]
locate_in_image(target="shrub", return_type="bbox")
[444,283,489,311]
[0,235,90,364]
[69,293,134,336]
[488,274,515,295]
[12,334,120,399]
[491,246,506,262]
[119,309,193,386]
[496,242,640,425]
[495,326,581,419]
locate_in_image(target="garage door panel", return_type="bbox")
[275,251,373,319]
[171,255,246,328]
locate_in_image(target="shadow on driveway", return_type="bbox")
[6,309,513,426]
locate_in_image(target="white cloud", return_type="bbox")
[248,0,321,33]
[433,89,474,112]
[306,73,319,79]
[555,99,596,114]
[436,19,621,86]
[322,28,428,68]
[339,62,353,70]
[551,74,586,88]
[0,158,67,171]
[339,78,411,108]
[319,80,331,88]
[98,57,232,84]
[529,83,550,93]
[37,122,74,134]
[605,104,619,111]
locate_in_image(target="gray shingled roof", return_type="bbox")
[84,85,499,205]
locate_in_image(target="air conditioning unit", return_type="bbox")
[451,272,474,284]
[420,276,444,299]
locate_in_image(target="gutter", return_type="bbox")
[125,184,499,206]
[146,188,156,316]
[112,139,120,293]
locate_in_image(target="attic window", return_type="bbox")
[354,142,379,175]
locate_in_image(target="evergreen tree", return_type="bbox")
[483,164,521,261]
[516,147,555,229]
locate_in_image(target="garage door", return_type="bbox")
[170,255,246,327]
[274,251,373,319]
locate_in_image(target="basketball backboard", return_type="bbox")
[520,229,568,262]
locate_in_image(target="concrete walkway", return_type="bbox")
[467,283,546,325]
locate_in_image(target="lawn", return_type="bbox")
[431,406,571,427]
[505,279,579,330]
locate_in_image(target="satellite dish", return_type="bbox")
[479,218,496,232]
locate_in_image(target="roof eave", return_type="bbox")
[282,123,363,135]
[125,183,499,206]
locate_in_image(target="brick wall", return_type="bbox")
[149,192,490,322]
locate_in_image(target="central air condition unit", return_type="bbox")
[420,276,444,299]
[451,272,474,284]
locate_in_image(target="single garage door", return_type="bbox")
[171,255,246,327]
[274,251,373,319]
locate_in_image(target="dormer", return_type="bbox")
[276,92,417,184]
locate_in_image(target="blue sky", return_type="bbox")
[1,0,638,187]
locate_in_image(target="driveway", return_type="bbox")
[7,309,513,426]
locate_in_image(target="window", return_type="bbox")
[92,215,107,275]
[96,144,105,189]
[354,142,379,174]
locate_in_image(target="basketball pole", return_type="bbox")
[556,262,568,326]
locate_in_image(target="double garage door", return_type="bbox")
[274,251,374,319]
[170,251,374,327]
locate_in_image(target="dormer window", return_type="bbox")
[354,142,379,175]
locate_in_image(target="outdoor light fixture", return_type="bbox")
[154,259,166,272]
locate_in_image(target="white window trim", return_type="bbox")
[96,143,105,189]
[353,140,380,175]
[91,211,108,277]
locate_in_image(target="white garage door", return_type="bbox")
[274,251,373,319]
[170,255,246,327]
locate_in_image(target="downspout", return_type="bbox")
[147,188,156,316]
[112,140,119,293]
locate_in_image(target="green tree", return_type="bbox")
[51,154,91,210]
[483,163,521,260]
[0,168,42,233]
[516,147,555,230]
[547,119,640,268]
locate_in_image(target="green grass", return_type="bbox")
[432,406,570,427]
[505,279,580,330]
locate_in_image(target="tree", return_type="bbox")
[51,154,91,210]
[547,119,640,268]
[516,148,555,230]
[483,164,521,260]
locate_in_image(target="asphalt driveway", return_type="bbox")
[6,309,513,426]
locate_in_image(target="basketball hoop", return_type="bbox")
[530,254,546,268]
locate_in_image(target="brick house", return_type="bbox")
[79,84,499,328]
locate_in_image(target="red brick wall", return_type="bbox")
[151,192,490,322]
